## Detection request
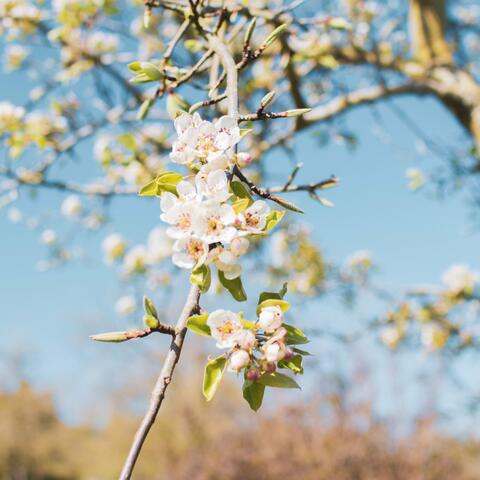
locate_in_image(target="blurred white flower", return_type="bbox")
[40,229,57,246]
[102,233,126,264]
[442,264,479,295]
[122,245,148,275]
[405,167,426,191]
[115,295,137,316]
[421,323,449,351]
[61,194,82,218]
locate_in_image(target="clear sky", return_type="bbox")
[1,34,480,431]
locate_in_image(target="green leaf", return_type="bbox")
[143,314,159,329]
[263,210,285,232]
[140,61,163,80]
[293,347,312,356]
[256,298,290,316]
[264,23,288,48]
[258,282,288,304]
[230,181,253,201]
[186,313,211,336]
[218,270,247,302]
[203,355,227,401]
[244,17,257,45]
[90,331,130,343]
[138,178,158,196]
[243,380,265,411]
[137,99,153,121]
[283,323,309,345]
[143,295,158,318]
[232,197,250,214]
[127,61,142,72]
[190,264,211,293]
[130,73,153,84]
[258,372,300,389]
[278,354,303,374]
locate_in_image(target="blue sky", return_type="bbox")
[2,43,480,430]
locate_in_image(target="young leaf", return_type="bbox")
[244,16,257,45]
[127,61,142,72]
[230,180,253,201]
[263,210,285,232]
[218,271,247,302]
[293,347,312,356]
[143,295,158,319]
[283,323,309,345]
[284,108,312,118]
[243,380,265,411]
[258,372,300,389]
[203,355,227,401]
[186,313,211,336]
[278,354,304,374]
[138,178,158,196]
[137,98,153,121]
[256,298,290,316]
[140,61,163,80]
[258,282,288,304]
[143,314,159,329]
[263,23,288,48]
[232,197,250,214]
[190,264,211,293]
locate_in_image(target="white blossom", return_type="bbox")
[193,201,236,244]
[228,349,251,372]
[122,245,148,275]
[421,323,449,351]
[195,169,231,203]
[146,227,172,263]
[61,194,82,218]
[172,236,208,269]
[115,295,137,316]
[102,233,126,264]
[235,200,270,234]
[212,248,242,280]
[230,237,249,257]
[233,329,257,350]
[442,264,479,295]
[263,340,286,362]
[258,305,283,333]
[40,229,57,246]
[207,309,243,348]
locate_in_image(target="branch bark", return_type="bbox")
[119,283,201,480]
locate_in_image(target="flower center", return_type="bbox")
[186,239,204,260]
[177,213,191,230]
[207,215,223,234]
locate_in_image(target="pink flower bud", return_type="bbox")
[236,152,252,167]
[264,341,286,362]
[246,367,260,382]
[283,347,294,361]
[262,360,277,374]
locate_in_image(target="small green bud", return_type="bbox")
[140,62,163,81]
[144,314,160,329]
[285,108,312,118]
[260,90,276,109]
[90,331,130,343]
[137,99,153,121]
[143,295,158,319]
[244,17,257,45]
[263,24,288,48]
[167,94,190,120]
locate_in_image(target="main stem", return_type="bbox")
[118,34,239,480]
[119,283,200,480]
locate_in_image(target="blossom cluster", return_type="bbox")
[186,292,309,409]
[207,304,294,374]
[139,112,280,291]
[380,264,480,352]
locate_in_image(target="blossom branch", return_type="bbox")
[119,283,201,480]
[119,34,240,480]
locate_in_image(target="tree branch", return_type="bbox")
[119,283,201,480]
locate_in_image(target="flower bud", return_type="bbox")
[284,347,294,361]
[230,237,249,257]
[264,341,286,362]
[246,367,261,382]
[229,349,251,372]
[234,329,257,350]
[236,152,252,167]
[258,305,283,333]
[262,360,277,374]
